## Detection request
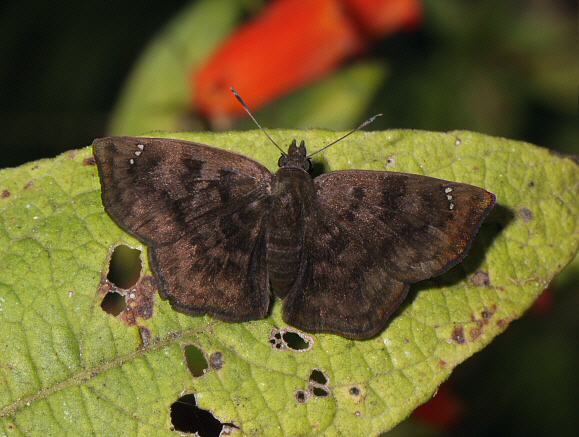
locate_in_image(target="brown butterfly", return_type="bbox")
[93,95,494,339]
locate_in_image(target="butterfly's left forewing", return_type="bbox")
[93,137,273,322]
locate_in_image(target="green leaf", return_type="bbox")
[1,130,577,436]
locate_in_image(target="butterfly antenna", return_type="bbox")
[307,113,383,158]
[230,87,286,156]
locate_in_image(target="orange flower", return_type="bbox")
[193,0,422,117]
[343,0,421,36]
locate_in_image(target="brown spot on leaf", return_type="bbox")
[439,360,447,368]
[97,273,156,327]
[269,327,313,352]
[471,271,490,287]
[469,327,482,341]
[452,326,465,344]
[354,411,361,417]
[23,181,33,190]
[479,305,496,323]
[528,181,534,188]
[138,327,151,348]
[517,207,533,223]
[472,316,483,329]
[209,352,223,370]
[385,155,395,167]
[84,156,97,166]
[348,385,365,404]
[128,276,155,320]
[1,190,9,198]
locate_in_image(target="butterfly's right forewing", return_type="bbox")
[281,169,495,339]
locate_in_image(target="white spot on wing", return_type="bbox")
[129,158,135,165]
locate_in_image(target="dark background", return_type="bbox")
[1,1,189,167]
[1,0,576,168]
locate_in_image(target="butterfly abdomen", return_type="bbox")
[267,167,314,298]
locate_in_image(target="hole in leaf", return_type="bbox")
[309,369,327,385]
[312,387,329,397]
[282,331,309,350]
[183,344,208,377]
[294,390,309,404]
[268,328,313,352]
[100,291,126,316]
[349,387,360,396]
[170,394,235,437]
[107,245,141,289]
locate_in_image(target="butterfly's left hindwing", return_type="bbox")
[93,137,273,322]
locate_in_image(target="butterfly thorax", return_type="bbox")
[267,140,315,298]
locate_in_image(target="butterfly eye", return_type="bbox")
[303,159,312,172]
[278,155,287,167]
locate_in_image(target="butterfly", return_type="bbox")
[92,131,495,339]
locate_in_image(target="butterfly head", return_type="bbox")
[278,139,312,172]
